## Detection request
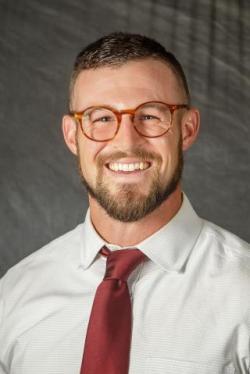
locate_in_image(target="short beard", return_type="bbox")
[77,140,183,222]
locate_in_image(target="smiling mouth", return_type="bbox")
[106,161,151,173]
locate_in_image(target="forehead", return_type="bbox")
[71,59,186,110]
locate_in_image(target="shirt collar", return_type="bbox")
[81,209,106,270]
[138,194,203,272]
[80,194,203,272]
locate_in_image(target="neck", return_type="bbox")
[88,186,183,246]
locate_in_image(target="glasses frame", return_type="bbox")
[69,101,189,142]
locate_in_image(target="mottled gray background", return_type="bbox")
[0,0,249,277]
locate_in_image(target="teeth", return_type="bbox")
[108,162,149,172]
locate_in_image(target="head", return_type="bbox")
[63,32,200,222]
[69,32,191,110]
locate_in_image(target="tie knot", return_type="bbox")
[100,246,146,281]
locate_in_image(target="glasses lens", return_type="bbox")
[82,107,117,140]
[134,102,172,136]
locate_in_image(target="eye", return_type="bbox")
[140,114,159,120]
[93,116,114,123]
[136,113,160,122]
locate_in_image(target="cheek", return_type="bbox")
[158,137,175,158]
[157,136,181,171]
[77,138,104,176]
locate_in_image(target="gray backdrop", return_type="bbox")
[0,0,249,278]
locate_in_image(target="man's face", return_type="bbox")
[68,59,188,222]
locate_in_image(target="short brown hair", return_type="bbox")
[69,32,190,108]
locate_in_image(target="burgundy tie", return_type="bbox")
[80,246,146,374]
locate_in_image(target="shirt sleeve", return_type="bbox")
[0,277,8,374]
[232,322,250,373]
[0,363,8,374]
[0,275,4,334]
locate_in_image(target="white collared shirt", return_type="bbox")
[0,195,250,374]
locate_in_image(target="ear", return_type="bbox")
[181,108,200,151]
[62,115,78,155]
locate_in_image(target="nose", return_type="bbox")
[110,114,146,149]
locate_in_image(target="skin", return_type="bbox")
[62,58,200,246]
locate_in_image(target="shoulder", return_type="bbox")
[0,223,86,356]
[198,218,250,272]
[0,223,84,294]
[202,219,249,252]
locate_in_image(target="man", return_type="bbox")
[0,32,249,374]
